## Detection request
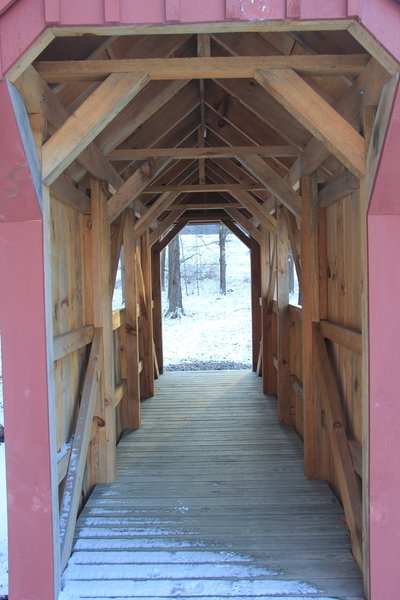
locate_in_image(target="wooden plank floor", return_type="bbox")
[61,371,364,600]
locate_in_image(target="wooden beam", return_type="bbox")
[16,66,124,190]
[53,326,94,361]
[276,205,291,425]
[224,207,261,244]
[112,308,126,331]
[236,154,302,218]
[34,54,370,82]
[366,74,399,201]
[169,201,241,210]
[301,174,319,480]
[98,79,190,156]
[250,237,262,371]
[313,323,363,569]
[107,157,171,223]
[90,179,116,483]
[318,171,360,207]
[134,192,181,238]
[262,231,277,395]
[229,189,278,236]
[50,174,91,213]
[255,69,366,179]
[158,222,187,252]
[42,73,149,184]
[284,207,301,288]
[59,327,103,571]
[348,439,362,479]
[144,183,266,193]
[320,319,362,355]
[347,21,399,77]
[291,374,304,400]
[221,218,251,249]
[122,208,141,428]
[287,59,390,188]
[110,211,127,294]
[113,381,127,408]
[150,209,185,247]
[151,243,163,374]
[57,443,72,485]
[108,145,301,160]
[139,232,155,398]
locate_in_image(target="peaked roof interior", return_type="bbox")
[15,29,393,241]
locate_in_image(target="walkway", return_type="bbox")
[61,370,364,599]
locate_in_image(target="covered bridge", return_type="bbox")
[0,0,399,598]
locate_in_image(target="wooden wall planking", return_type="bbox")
[51,195,87,452]
[281,169,364,560]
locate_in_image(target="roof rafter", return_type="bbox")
[15,66,123,190]
[254,68,366,179]
[236,154,302,218]
[42,72,150,184]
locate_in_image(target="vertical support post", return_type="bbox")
[90,179,116,483]
[139,230,155,398]
[301,174,319,479]
[122,208,141,429]
[152,241,163,375]
[250,237,261,372]
[262,227,277,395]
[0,221,60,600]
[276,205,291,425]
[0,79,60,599]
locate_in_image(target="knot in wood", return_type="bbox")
[93,416,106,428]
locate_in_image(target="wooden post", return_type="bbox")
[276,204,291,425]
[139,230,155,398]
[122,207,141,429]
[90,178,116,483]
[152,241,163,374]
[262,228,277,396]
[301,173,319,480]
[250,237,261,372]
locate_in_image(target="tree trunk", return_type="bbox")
[165,235,183,318]
[219,225,228,295]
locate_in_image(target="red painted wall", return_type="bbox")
[368,83,400,600]
[0,76,58,600]
[0,1,399,599]
[1,0,400,79]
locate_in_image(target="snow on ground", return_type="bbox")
[162,232,252,369]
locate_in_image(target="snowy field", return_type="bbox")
[162,231,252,370]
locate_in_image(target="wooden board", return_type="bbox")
[62,371,363,600]
[34,54,370,82]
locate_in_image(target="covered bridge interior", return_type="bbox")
[2,16,400,600]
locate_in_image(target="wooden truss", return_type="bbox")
[14,27,399,576]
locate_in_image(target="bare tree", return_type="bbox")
[165,235,184,318]
[219,225,228,295]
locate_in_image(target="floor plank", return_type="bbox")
[61,370,364,599]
